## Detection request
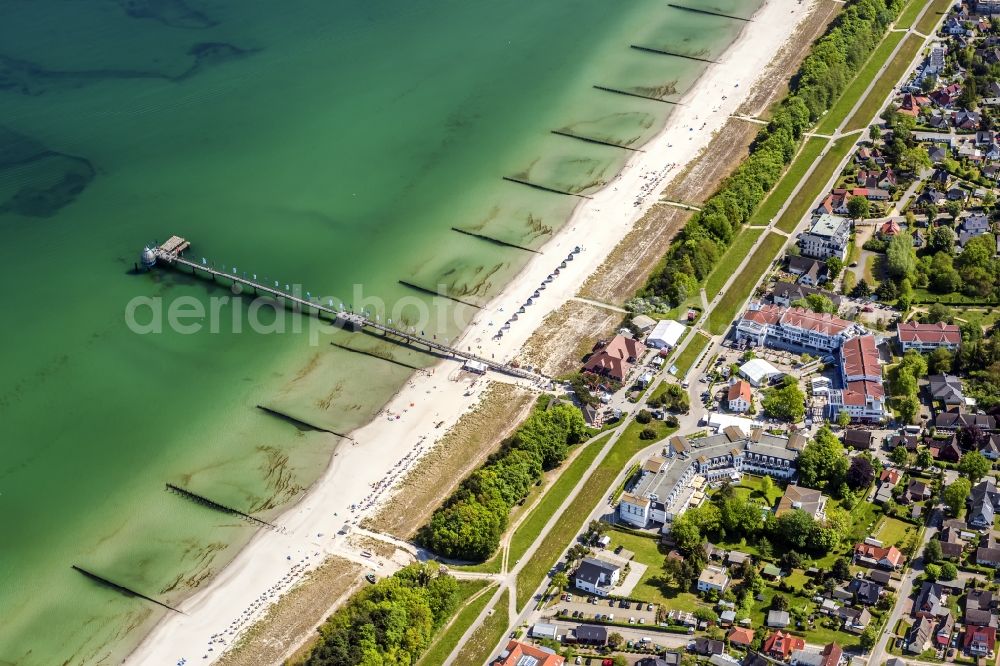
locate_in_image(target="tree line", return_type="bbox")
[643,0,905,305]
[417,401,587,561]
[298,563,460,666]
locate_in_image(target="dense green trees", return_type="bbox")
[418,402,585,560]
[303,563,459,666]
[942,478,971,517]
[959,450,991,483]
[643,0,904,303]
[792,293,837,314]
[797,426,848,491]
[761,376,806,421]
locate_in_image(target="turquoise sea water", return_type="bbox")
[0,0,761,662]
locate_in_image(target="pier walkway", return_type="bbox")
[146,237,544,383]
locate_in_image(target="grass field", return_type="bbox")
[606,528,707,612]
[507,435,608,564]
[705,228,766,297]
[896,0,930,28]
[514,420,677,609]
[708,232,787,334]
[452,588,511,666]
[816,32,907,135]
[844,34,923,132]
[874,516,916,549]
[749,137,829,227]
[775,137,857,233]
[916,0,955,35]
[673,332,711,376]
[418,581,495,666]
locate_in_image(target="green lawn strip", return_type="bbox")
[418,581,496,666]
[775,136,857,234]
[896,0,930,29]
[508,436,608,564]
[673,332,710,376]
[748,137,829,227]
[705,228,766,298]
[844,34,923,132]
[815,32,906,135]
[915,0,954,35]
[452,588,511,666]
[515,420,677,609]
[707,232,787,334]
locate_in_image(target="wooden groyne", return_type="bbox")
[397,280,483,310]
[550,129,642,152]
[144,236,544,382]
[255,405,354,439]
[330,341,422,371]
[667,3,752,21]
[629,44,719,64]
[593,85,680,104]
[72,565,182,613]
[450,227,540,253]
[501,176,593,199]
[165,482,279,530]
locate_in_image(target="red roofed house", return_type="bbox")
[840,335,881,383]
[583,335,645,381]
[880,468,902,485]
[931,437,963,463]
[879,220,901,237]
[964,625,997,657]
[854,543,905,570]
[728,627,755,647]
[830,334,885,422]
[495,640,565,666]
[728,380,753,413]
[897,322,962,352]
[819,642,844,666]
[763,631,806,660]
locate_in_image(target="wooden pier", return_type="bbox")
[147,237,543,382]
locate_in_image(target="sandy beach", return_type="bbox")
[126,0,815,661]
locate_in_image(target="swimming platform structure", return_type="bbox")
[142,236,544,383]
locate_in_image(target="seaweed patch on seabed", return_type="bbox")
[0,126,97,218]
[116,0,218,29]
[0,42,258,96]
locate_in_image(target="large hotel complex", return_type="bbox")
[618,427,806,530]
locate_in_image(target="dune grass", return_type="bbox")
[705,227,766,297]
[844,34,924,132]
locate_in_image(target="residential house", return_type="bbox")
[965,625,997,657]
[583,335,645,381]
[692,638,725,656]
[767,611,791,629]
[936,411,996,430]
[848,578,883,606]
[906,616,936,654]
[495,641,565,666]
[573,557,622,596]
[981,434,1000,460]
[786,256,826,286]
[914,582,950,619]
[867,569,894,587]
[959,213,992,248]
[956,110,983,130]
[841,607,873,634]
[875,468,901,505]
[969,480,1000,529]
[728,380,753,413]
[978,546,1000,567]
[790,643,843,666]
[897,322,961,352]
[936,613,955,648]
[574,625,609,646]
[776,485,828,520]
[854,543,905,570]
[697,565,730,593]
[728,627,755,648]
[879,219,901,238]
[799,214,851,261]
[939,526,967,560]
[905,479,932,503]
[888,434,920,451]
[762,630,804,660]
[930,437,962,463]
[844,429,873,450]
[928,375,967,406]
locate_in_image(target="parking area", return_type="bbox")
[545,619,688,653]
[552,596,659,625]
